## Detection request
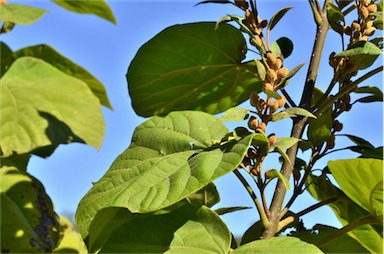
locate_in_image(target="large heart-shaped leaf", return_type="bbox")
[76,111,255,237]
[88,205,230,253]
[127,22,261,117]
[1,166,60,253]
[328,158,383,216]
[305,172,383,253]
[233,236,323,253]
[51,0,116,24]
[14,44,112,109]
[0,57,105,157]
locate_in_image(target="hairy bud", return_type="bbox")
[263,82,274,92]
[250,91,260,107]
[277,67,289,80]
[367,4,377,13]
[258,122,267,132]
[235,0,248,10]
[269,100,279,112]
[268,133,277,146]
[248,116,259,131]
[277,96,286,108]
[365,26,376,36]
[265,69,277,82]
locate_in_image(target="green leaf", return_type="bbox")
[127,22,261,117]
[215,206,251,215]
[51,0,116,24]
[328,158,383,216]
[271,137,300,150]
[186,182,220,207]
[290,224,368,253]
[266,169,290,190]
[14,44,112,109]
[76,111,255,237]
[276,62,306,88]
[342,134,375,148]
[88,205,231,253]
[272,107,316,122]
[1,166,60,253]
[234,236,323,253]
[0,42,15,78]
[271,37,294,59]
[307,113,333,146]
[305,172,383,253]
[374,19,383,30]
[353,86,383,103]
[0,21,15,33]
[240,220,263,245]
[0,57,105,157]
[268,7,293,31]
[53,216,87,253]
[220,107,250,122]
[0,4,47,25]
[337,41,383,57]
[336,41,382,70]
[254,59,266,80]
[325,3,345,35]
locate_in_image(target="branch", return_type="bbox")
[261,0,332,239]
[233,169,269,227]
[315,66,383,115]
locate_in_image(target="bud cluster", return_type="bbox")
[344,1,378,44]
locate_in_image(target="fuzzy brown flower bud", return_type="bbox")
[250,91,260,107]
[365,26,376,36]
[359,6,369,19]
[235,0,248,10]
[276,96,286,108]
[248,116,259,131]
[263,82,274,91]
[258,122,267,132]
[277,67,289,80]
[268,133,276,146]
[265,69,277,82]
[268,100,279,112]
[367,4,377,13]
[333,120,343,132]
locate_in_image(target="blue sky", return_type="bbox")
[3,1,382,238]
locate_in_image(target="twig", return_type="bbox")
[233,169,269,227]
